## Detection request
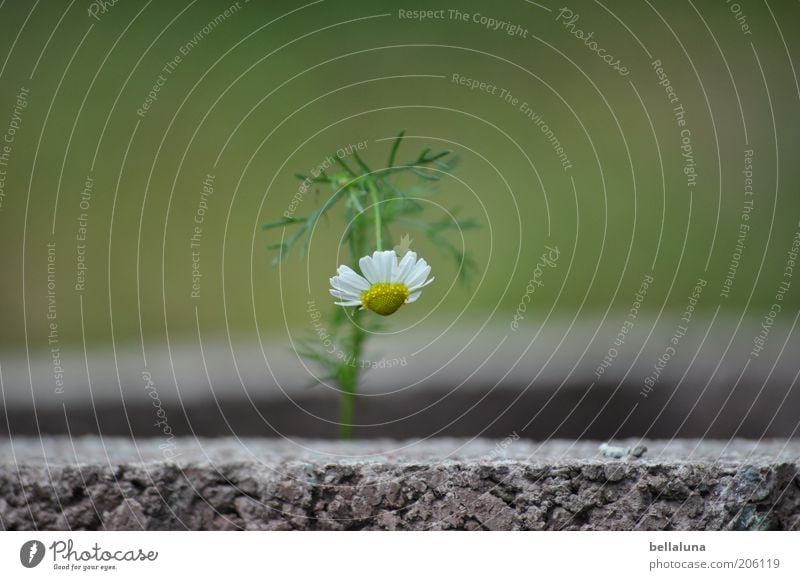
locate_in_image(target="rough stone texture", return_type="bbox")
[1,437,798,530]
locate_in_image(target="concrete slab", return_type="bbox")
[1,437,798,530]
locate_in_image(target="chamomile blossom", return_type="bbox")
[329,250,434,316]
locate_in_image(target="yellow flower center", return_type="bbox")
[361,282,409,316]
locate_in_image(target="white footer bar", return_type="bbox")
[1,531,797,578]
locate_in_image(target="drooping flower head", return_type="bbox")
[329,250,434,316]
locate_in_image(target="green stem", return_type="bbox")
[339,381,356,439]
[338,309,365,439]
[367,180,382,251]
[349,190,364,214]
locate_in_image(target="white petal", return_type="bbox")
[405,260,431,289]
[359,254,380,284]
[329,277,362,298]
[330,280,362,299]
[334,299,362,306]
[330,288,360,301]
[406,257,428,279]
[393,251,417,283]
[330,272,369,296]
[388,251,400,281]
[408,276,434,293]
[406,291,421,304]
[373,250,396,282]
[336,265,369,290]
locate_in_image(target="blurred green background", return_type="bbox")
[0,0,798,354]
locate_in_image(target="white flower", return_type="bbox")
[329,250,434,316]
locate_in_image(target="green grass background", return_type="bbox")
[0,0,798,353]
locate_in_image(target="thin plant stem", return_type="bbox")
[368,180,382,251]
[338,309,365,439]
[349,190,364,214]
[339,380,356,439]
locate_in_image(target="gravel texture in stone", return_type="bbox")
[1,437,798,530]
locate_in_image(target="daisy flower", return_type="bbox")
[329,250,434,316]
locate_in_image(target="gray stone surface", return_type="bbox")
[1,437,798,530]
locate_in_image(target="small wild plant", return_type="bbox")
[264,131,478,438]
